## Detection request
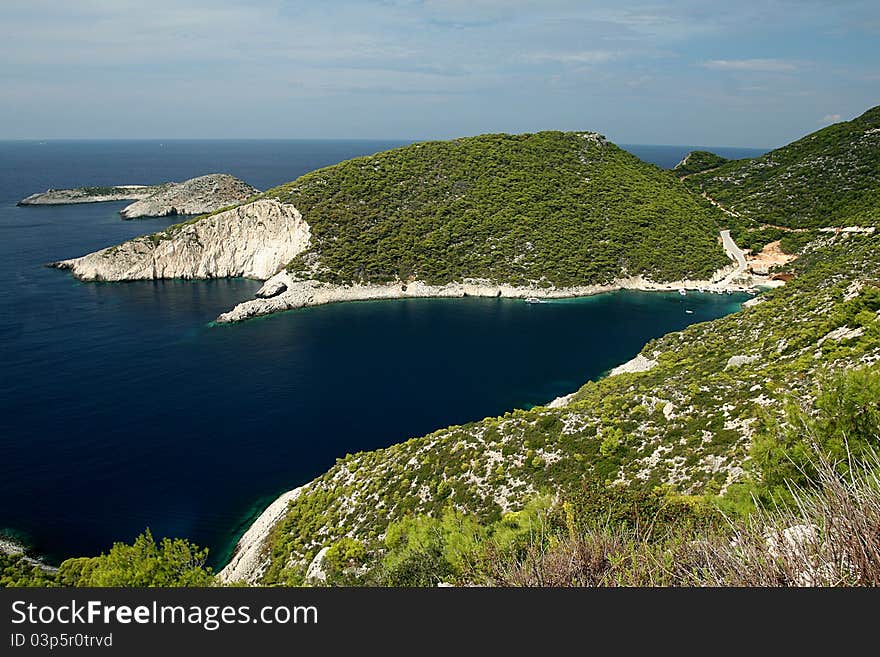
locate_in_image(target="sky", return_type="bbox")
[1,0,878,146]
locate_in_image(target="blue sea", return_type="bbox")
[0,140,763,567]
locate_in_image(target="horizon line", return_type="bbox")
[0,137,774,151]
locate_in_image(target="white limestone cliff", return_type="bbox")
[53,200,310,281]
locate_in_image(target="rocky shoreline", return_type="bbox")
[215,268,763,323]
[0,536,26,556]
[218,487,304,584]
[214,225,763,323]
[0,536,57,573]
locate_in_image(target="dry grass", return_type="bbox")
[477,454,880,587]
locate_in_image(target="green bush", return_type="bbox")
[0,553,55,587]
[749,366,880,504]
[56,530,214,587]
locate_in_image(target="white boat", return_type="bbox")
[524,297,545,304]
[679,288,687,296]
[685,309,694,314]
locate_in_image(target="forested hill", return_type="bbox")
[685,106,880,228]
[252,132,730,286]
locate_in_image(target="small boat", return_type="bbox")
[685,309,694,314]
[524,297,546,304]
[679,288,687,296]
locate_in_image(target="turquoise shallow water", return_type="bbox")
[0,140,752,567]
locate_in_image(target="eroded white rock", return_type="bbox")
[55,200,310,282]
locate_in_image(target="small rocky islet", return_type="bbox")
[18,173,258,219]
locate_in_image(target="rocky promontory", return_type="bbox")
[19,173,258,219]
[18,185,158,206]
[52,200,311,281]
[119,173,258,219]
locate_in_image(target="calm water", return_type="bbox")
[621,144,766,169]
[0,140,754,566]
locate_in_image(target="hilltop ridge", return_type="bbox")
[685,106,880,228]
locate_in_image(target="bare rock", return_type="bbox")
[725,354,759,369]
[53,200,310,281]
[609,354,658,377]
[305,546,329,584]
[119,174,258,219]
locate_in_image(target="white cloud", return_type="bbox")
[701,58,798,72]
[524,50,620,65]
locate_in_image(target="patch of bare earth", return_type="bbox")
[747,240,796,276]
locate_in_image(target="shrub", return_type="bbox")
[56,530,214,587]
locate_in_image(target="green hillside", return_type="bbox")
[685,106,880,227]
[9,109,880,588]
[259,230,880,584]
[254,132,729,286]
[672,150,729,177]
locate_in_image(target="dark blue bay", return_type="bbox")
[0,140,752,567]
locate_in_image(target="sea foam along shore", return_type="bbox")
[218,487,303,584]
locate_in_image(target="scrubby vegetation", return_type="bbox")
[294,368,880,587]
[2,530,214,588]
[0,553,56,587]
[7,107,880,588]
[475,453,880,587]
[258,231,880,584]
[672,150,730,177]
[686,106,880,228]
[255,132,729,286]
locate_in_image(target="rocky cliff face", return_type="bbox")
[119,173,258,219]
[53,200,310,281]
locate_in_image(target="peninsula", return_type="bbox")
[53,131,746,317]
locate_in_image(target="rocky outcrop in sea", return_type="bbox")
[18,185,157,206]
[19,173,258,219]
